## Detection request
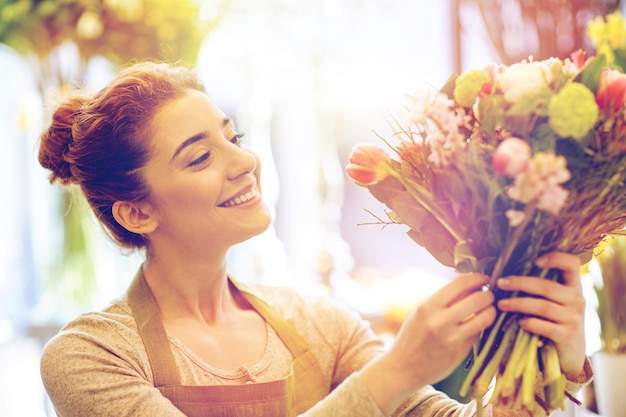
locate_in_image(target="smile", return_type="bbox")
[219,188,259,207]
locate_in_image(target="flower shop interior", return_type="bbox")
[1,1,623,416]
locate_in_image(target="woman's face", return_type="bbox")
[141,89,272,253]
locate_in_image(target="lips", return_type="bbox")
[219,188,259,207]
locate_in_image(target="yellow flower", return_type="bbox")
[605,11,626,50]
[588,15,608,46]
[587,11,626,64]
[454,69,490,108]
[548,83,598,140]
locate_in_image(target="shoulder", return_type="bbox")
[236,280,384,363]
[45,297,139,347]
[39,298,188,417]
[41,297,152,385]
[237,281,361,327]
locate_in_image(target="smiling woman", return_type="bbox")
[113,87,272,256]
[36,61,592,417]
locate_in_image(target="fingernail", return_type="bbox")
[498,278,510,288]
[535,257,547,268]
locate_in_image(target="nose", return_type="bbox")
[226,142,258,180]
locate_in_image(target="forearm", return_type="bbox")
[358,352,425,416]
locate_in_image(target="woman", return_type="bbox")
[38,61,592,417]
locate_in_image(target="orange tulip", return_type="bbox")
[345,143,391,185]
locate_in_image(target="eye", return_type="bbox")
[189,151,210,167]
[231,133,245,145]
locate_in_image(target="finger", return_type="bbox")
[517,316,563,340]
[457,302,497,338]
[434,274,490,308]
[448,289,495,324]
[497,276,572,303]
[535,252,581,288]
[498,296,568,323]
[497,279,585,314]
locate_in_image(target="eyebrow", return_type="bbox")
[170,118,232,162]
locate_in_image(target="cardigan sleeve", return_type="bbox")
[282,287,593,417]
[283,288,481,417]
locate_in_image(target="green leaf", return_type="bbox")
[478,95,505,135]
[613,49,626,72]
[506,86,553,117]
[528,121,557,152]
[575,54,607,93]
[440,74,459,99]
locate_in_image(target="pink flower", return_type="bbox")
[537,184,570,215]
[480,63,504,96]
[570,49,590,70]
[416,93,470,167]
[507,152,571,215]
[492,137,531,177]
[345,144,391,185]
[596,67,626,114]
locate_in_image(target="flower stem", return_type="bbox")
[488,202,537,288]
[459,312,509,397]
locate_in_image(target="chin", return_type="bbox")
[243,207,273,239]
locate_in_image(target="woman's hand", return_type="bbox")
[496,251,587,380]
[359,273,496,414]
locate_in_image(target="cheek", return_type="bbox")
[151,178,220,215]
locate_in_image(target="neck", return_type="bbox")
[141,250,240,326]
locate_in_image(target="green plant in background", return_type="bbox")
[0,0,224,90]
[594,234,626,353]
[0,0,226,316]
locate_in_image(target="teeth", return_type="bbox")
[221,189,257,207]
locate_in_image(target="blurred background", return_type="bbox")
[0,0,622,415]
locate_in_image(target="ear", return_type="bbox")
[112,201,158,235]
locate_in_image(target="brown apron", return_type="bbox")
[127,270,328,417]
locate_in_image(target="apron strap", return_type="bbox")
[127,269,181,386]
[128,268,328,411]
[232,281,309,358]
[233,280,329,412]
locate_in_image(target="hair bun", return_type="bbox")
[38,94,89,184]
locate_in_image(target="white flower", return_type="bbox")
[497,61,552,102]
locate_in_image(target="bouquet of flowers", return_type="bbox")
[345,11,626,415]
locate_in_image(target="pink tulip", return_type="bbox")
[570,49,589,70]
[480,63,503,96]
[345,143,391,185]
[492,137,531,177]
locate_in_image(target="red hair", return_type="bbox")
[38,61,206,249]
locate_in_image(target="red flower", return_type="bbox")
[345,144,391,185]
[596,67,626,114]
